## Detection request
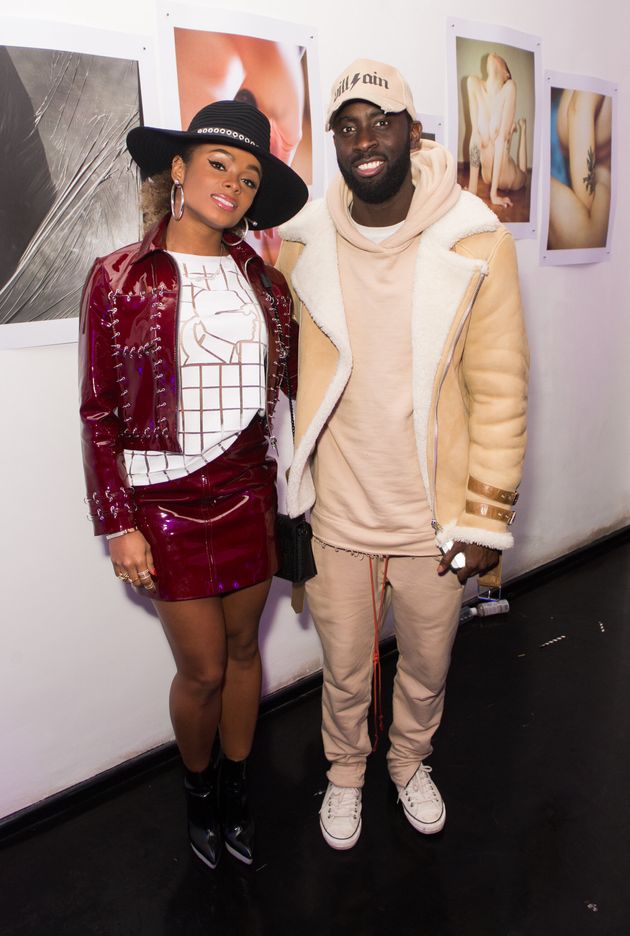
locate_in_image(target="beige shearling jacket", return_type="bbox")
[276,190,529,559]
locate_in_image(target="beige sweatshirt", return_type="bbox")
[311,143,460,555]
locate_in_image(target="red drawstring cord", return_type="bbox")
[368,556,389,752]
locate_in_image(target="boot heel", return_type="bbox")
[184,762,222,869]
[220,758,255,865]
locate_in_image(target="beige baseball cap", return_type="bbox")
[325,58,417,131]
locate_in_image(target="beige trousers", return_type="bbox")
[306,539,463,788]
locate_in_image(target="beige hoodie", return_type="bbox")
[311,144,460,554]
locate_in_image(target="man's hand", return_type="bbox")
[437,541,500,585]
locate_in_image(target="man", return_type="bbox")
[277,59,528,850]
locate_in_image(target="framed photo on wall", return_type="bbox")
[447,18,542,239]
[540,71,617,266]
[0,17,159,349]
[157,3,323,265]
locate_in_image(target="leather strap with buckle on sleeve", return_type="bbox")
[467,476,519,506]
[465,500,516,525]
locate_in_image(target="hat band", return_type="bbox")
[194,127,259,148]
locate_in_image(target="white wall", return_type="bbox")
[2,0,629,820]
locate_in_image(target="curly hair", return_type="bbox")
[138,143,197,232]
[139,170,172,231]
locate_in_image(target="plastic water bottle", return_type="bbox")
[460,598,510,623]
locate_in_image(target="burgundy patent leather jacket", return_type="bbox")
[79,216,298,536]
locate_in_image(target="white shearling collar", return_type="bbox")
[279,189,499,249]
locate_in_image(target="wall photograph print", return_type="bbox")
[0,18,158,349]
[157,3,323,265]
[540,72,617,266]
[447,18,542,239]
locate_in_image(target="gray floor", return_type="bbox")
[1,542,629,935]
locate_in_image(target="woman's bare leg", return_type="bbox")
[517,118,527,173]
[219,578,272,760]
[548,167,610,249]
[497,137,528,193]
[155,596,227,772]
[490,81,527,199]
[466,75,482,195]
[566,92,605,213]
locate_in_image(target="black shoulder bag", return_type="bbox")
[263,276,317,584]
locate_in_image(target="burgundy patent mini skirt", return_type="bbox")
[133,416,278,601]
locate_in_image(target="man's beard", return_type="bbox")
[339,149,411,203]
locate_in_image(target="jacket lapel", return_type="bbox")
[410,192,499,501]
[280,201,351,363]
[280,202,355,515]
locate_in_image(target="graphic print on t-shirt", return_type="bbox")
[124,254,267,485]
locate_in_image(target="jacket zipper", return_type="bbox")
[431,269,487,535]
[169,254,182,451]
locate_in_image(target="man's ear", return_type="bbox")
[410,120,423,150]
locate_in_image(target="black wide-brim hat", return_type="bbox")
[126,100,308,230]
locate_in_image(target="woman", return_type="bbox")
[79,101,308,869]
[548,88,612,249]
[466,52,528,209]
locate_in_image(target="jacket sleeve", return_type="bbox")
[275,240,303,326]
[459,230,529,544]
[266,261,299,399]
[283,303,299,400]
[78,260,136,536]
[275,240,306,400]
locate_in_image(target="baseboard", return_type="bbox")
[501,524,630,599]
[0,742,180,846]
[2,523,628,843]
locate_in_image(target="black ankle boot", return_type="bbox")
[184,762,221,869]
[220,758,255,865]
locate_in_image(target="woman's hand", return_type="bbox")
[109,530,157,592]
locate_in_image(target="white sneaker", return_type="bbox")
[319,782,362,850]
[396,764,446,834]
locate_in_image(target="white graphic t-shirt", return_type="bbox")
[124,252,267,486]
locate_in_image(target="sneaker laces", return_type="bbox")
[399,765,440,805]
[326,787,361,820]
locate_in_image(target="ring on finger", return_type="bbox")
[138,570,152,579]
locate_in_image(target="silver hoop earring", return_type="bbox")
[228,216,249,245]
[170,181,185,221]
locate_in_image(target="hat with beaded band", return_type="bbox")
[126,100,308,230]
